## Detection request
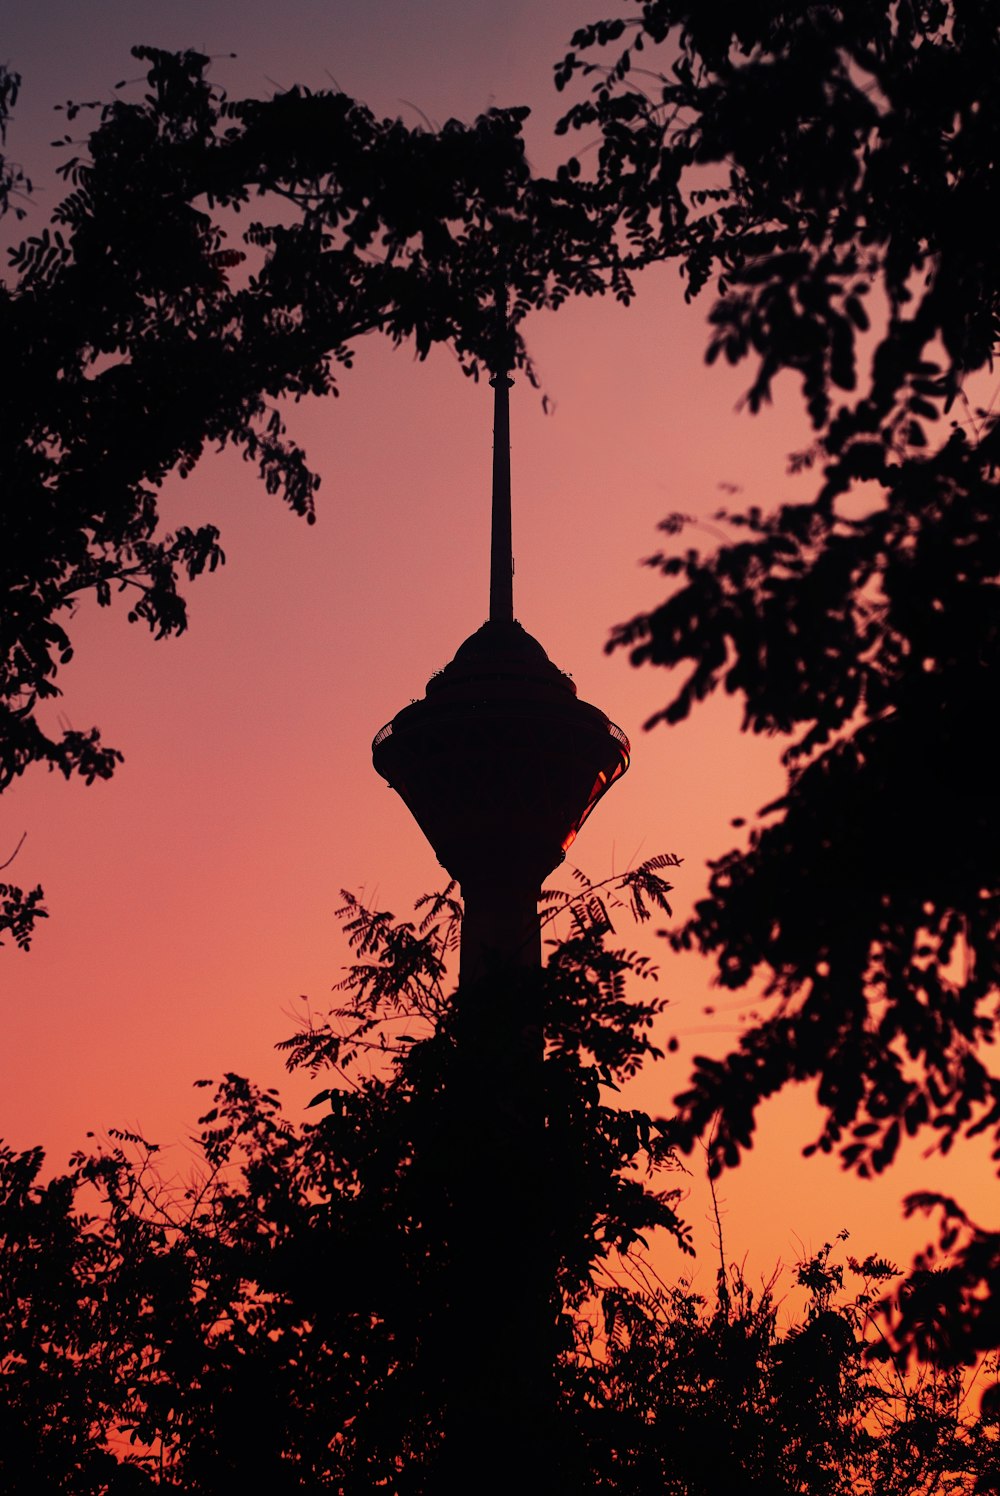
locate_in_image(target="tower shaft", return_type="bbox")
[459,875,540,982]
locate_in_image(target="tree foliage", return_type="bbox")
[0,67,31,222]
[553,2,1000,1366]
[0,45,630,944]
[2,892,997,1492]
[580,1235,1000,1496]
[4,0,1000,1381]
[0,885,683,1491]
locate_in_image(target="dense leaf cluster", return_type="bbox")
[555,1,1000,1365]
[3,0,1000,1388]
[0,889,684,1491]
[3,897,996,1492]
[578,1236,999,1495]
[0,45,628,945]
[0,68,31,223]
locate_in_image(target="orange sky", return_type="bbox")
[2,0,990,1305]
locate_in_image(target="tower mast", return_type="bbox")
[489,364,514,624]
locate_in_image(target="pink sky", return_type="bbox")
[2,0,988,1299]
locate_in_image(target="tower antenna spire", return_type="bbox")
[489,283,514,624]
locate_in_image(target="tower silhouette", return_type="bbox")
[371,354,630,1487]
[372,368,629,976]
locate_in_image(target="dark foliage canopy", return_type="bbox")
[2,893,996,1492]
[4,0,1000,1376]
[0,887,681,1492]
[0,45,629,948]
[555,1,1000,1366]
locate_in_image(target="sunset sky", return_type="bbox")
[2,0,987,1300]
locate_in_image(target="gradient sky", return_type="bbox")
[2,0,988,1302]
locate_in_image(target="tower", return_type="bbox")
[370,359,630,1486]
[372,369,629,976]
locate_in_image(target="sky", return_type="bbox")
[2,0,988,1303]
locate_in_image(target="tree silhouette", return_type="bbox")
[0,68,31,222]
[557,2,1000,1368]
[1,880,682,1491]
[2,890,997,1492]
[4,4,1000,1368]
[0,45,629,946]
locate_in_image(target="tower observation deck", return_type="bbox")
[372,367,629,975]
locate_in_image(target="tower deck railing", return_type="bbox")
[606,721,630,753]
[373,715,630,757]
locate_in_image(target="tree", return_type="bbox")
[0,45,630,946]
[0,880,685,1492]
[0,66,31,222]
[580,1236,1000,1495]
[2,890,997,1492]
[5,3,1000,1367]
[551,1,1000,1367]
